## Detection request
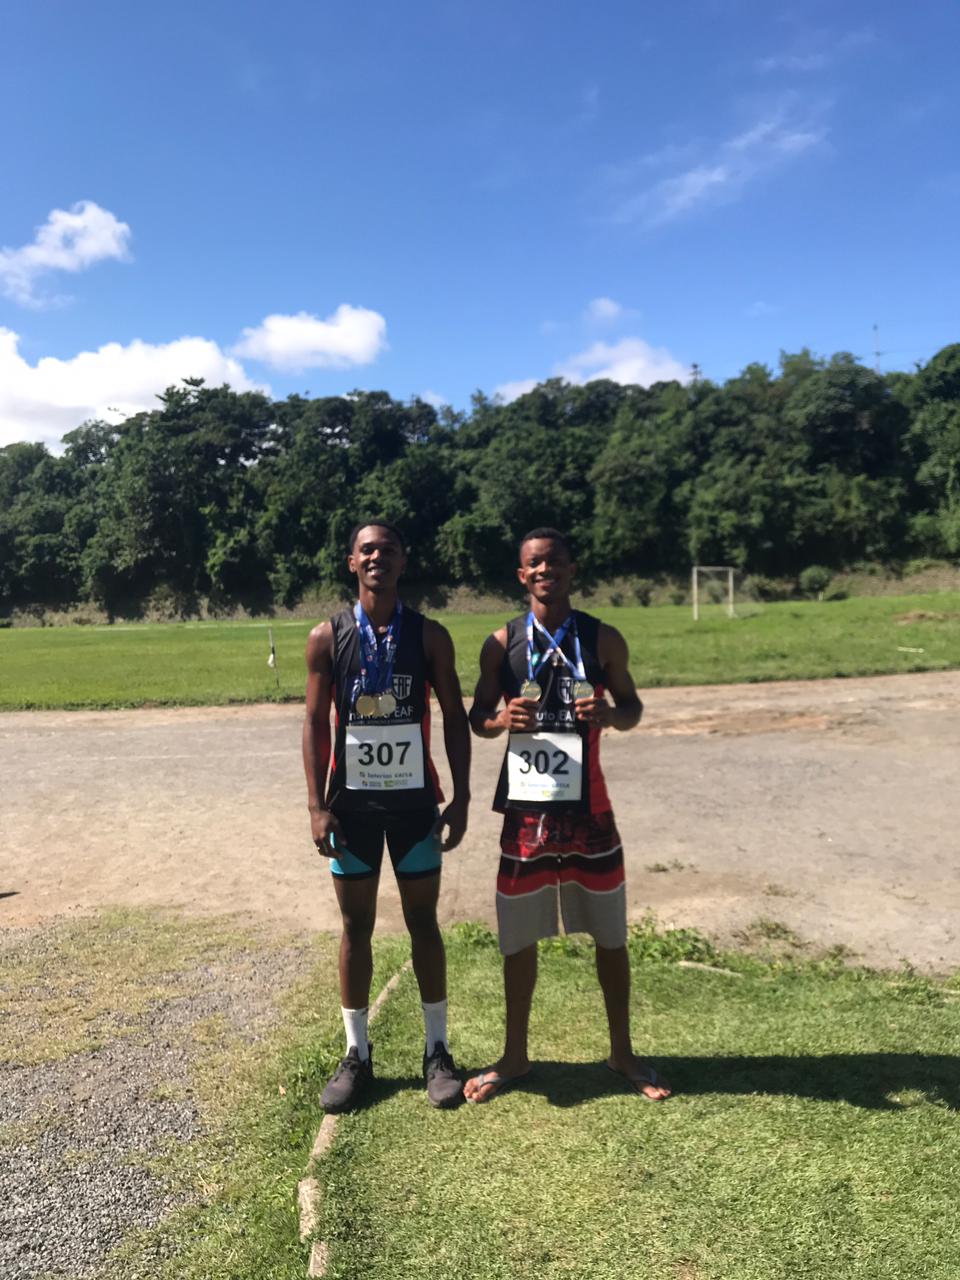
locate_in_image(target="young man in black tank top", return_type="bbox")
[463,528,670,1103]
[303,522,471,1111]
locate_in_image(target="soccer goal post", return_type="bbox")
[691,565,736,621]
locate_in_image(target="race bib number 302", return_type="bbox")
[345,724,425,791]
[507,732,583,803]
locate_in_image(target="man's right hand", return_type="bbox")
[501,697,540,731]
[310,807,343,858]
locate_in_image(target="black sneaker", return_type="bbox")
[423,1042,462,1109]
[321,1044,373,1113]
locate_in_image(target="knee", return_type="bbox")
[404,904,441,944]
[341,911,376,945]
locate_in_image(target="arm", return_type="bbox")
[302,622,343,856]
[575,623,643,731]
[469,628,539,738]
[424,620,470,851]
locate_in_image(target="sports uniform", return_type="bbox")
[493,609,627,955]
[326,604,444,881]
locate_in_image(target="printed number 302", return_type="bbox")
[517,748,569,776]
[358,740,411,767]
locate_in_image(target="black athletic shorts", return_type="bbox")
[328,807,441,881]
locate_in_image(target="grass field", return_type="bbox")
[10,914,953,1280]
[1,593,959,710]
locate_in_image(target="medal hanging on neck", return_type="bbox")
[527,611,593,701]
[353,600,401,717]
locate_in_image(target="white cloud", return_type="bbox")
[745,300,778,318]
[585,296,626,324]
[0,201,131,307]
[0,328,265,451]
[420,389,448,409]
[607,103,827,227]
[232,305,387,372]
[493,378,538,404]
[756,26,876,74]
[495,335,688,402]
[557,338,688,387]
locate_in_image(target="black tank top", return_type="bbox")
[327,605,442,814]
[493,609,607,813]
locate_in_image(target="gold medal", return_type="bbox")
[376,691,397,716]
[520,680,542,700]
[355,694,377,717]
[573,681,594,700]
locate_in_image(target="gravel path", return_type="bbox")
[0,923,313,1279]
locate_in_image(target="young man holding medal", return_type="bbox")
[303,521,471,1112]
[463,527,671,1103]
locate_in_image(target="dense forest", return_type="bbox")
[2,343,959,616]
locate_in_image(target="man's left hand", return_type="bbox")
[437,798,469,851]
[575,695,614,727]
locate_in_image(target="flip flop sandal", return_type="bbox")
[605,1062,670,1101]
[464,1069,529,1104]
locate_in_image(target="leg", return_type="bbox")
[595,943,670,1100]
[321,874,379,1113]
[463,943,537,1101]
[397,872,446,1004]
[333,874,379,1008]
[397,871,463,1108]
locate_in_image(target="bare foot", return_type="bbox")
[606,1053,672,1101]
[463,1056,531,1103]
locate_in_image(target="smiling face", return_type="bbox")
[348,525,407,592]
[517,536,575,605]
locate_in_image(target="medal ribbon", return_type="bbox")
[526,612,586,685]
[354,600,402,701]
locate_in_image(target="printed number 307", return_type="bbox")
[358,741,411,767]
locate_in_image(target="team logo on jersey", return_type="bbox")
[558,676,574,705]
[392,674,413,701]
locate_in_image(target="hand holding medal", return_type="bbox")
[574,689,612,726]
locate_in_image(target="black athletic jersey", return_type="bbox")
[326,605,442,814]
[492,609,611,815]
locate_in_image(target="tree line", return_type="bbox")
[2,344,959,616]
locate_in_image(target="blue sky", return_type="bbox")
[2,0,958,448]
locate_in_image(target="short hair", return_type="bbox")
[519,526,573,560]
[348,520,407,553]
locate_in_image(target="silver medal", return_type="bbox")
[520,680,542,700]
[573,681,594,701]
[376,691,397,716]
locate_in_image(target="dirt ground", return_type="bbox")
[2,671,959,970]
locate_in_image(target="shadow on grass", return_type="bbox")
[474,1055,960,1112]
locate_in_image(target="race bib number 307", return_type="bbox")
[507,732,583,803]
[345,724,425,791]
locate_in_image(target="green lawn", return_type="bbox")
[74,919,960,1280]
[1,593,959,709]
[313,929,960,1280]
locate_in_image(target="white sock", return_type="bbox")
[422,999,448,1052]
[342,1007,369,1060]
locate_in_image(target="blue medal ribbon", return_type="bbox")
[525,611,586,686]
[353,600,402,704]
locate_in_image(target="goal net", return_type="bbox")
[691,565,739,620]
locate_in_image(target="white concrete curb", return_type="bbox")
[299,959,413,1276]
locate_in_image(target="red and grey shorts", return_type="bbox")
[495,809,627,956]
